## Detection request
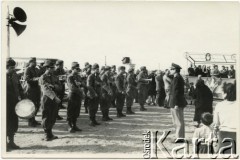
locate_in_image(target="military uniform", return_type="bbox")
[83,65,92,113]
[126,68,136,114]
[39,60,60,141]
[6,58,24,149]
[100,67,113,121]
[115,66,126,117]
[110,66,117,108]
[54,60,66,107]
[137,67,148,111]
[67,63,83,132]
[169,63,187,139]
[23,58,41,126]
[86,64,101,126]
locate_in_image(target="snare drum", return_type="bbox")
[15,99,36,119]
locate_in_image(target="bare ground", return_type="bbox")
[7,101,218,158]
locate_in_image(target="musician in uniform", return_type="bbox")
[100,66,113,121]
[67,62,83,132]
[126,67,136,114]
[83,64,92,113]
[6,58,24,150]
[39,60,61,141]
[23,57,41,127]
[110,65,117,108]
[36,62,45,76]
[54,60,66,120]
[115,66,127,117]
[137,66,149,111]
[169,63,187,139]
[87,63,101,126]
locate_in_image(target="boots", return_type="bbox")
[85,106,88,113]
[140,105,147,111]
[43,129,52,141]
[28,118,36,127]
[117,109,126,117]
[56,115,63,120]
[126,107,135,114]
[92,115,100,125]
[102,110,108,121]
[106,110,113,121]
[68,120,75,133]
[72,119,82,131]
[49,130,58,140]
[33,117,41,126]
[7,135,20,150]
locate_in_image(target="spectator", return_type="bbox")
[213,82,237,154]
[211,65,220,77]
[155,70,166,107]
[220,66,228,78]
[193,80,213,128]
[163,69,172,108]
[188,82,195,105]
[195,65,203,76]
[225,66,229,76]
[201,65,207,77]
[193,112,214,154]
[228,65,235,78]
[147,71,156,105]
[188,64,195,76]
[206,66,211,77]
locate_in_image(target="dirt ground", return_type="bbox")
[7,100,218,158]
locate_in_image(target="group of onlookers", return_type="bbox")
[191,78,237,154]
[188,64,235,78]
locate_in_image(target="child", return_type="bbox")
[188,82,195,105]
[192,112,214,154]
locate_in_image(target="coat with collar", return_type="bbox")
[169,73,187,108]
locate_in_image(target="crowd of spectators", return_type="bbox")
[187,64,235,78]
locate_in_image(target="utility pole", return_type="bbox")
[7,6,10,57]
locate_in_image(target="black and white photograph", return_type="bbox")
[1,1,239,159]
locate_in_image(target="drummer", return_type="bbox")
[39,60,61,141]
[6,58,24,150]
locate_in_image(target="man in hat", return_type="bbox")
[110,65,117,108]
[83,64,92,114]
[54,60,66,120]
[100,66,105,77]
[39,60,61,141]
[115,66,127,117]
[169,63,187,140]
[6,58,24,150]
[126,67,136,114]
[137,66,150,111]
[100,66,114,121]
[23,57,41,127]
[66,62,83,132]
[86,63,101,126]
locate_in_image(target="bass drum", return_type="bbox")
[15,99,36,119]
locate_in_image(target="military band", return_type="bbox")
[23,57,41,127]
[6,57,202,151]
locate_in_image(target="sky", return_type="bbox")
[2,1,239,72]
